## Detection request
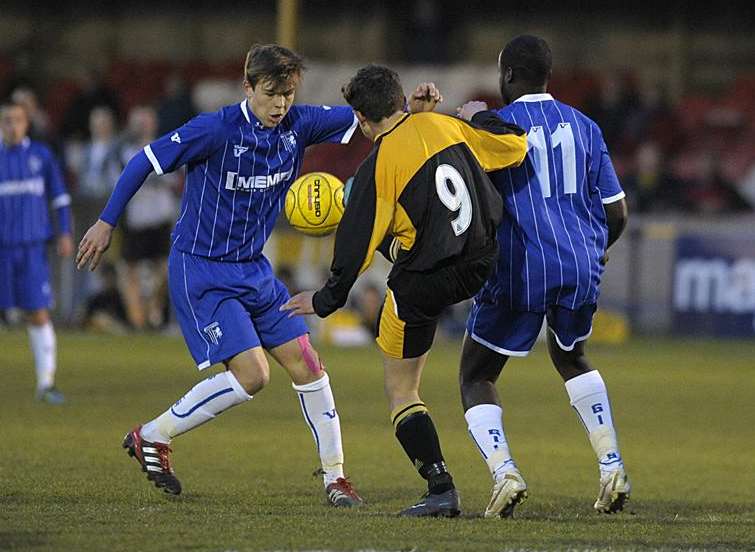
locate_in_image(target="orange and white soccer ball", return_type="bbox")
[285,172,345,236]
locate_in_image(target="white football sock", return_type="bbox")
[465,403,517,481]
[140,370,251,444]
[293,372,345,486]
[564,370,624,474]
[27,322,56,390]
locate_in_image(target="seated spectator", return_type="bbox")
[61,67,121,141]
[688,153,752,214]
[622,141,688,213]
[157,73,197,136]
[82,261,128,334]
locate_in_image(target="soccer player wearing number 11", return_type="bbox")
[458,35,631,518]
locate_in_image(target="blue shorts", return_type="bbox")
[168,249,308,370]
[0,244,53,311]
[466,301,596,356]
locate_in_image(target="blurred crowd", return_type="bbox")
[1,59,754,335]
[584,72,754,215]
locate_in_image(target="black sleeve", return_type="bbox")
[377,235,400,262]
[470,110,525,136]
[313,152,385,318]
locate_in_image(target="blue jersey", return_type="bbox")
[0,138,71,247]
[141,100,357,261]
[481,93,624,312]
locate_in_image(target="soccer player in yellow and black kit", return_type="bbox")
[282,65,526,517]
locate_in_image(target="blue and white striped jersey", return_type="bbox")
[0,138,71,246]
[142,100,357,261]
[480,93,624,312]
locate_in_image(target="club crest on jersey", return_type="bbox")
[281,131,297,153]
[233,144,249,158]
[171,132,181,144]
[203,322,223,345]
[27,155,42,173]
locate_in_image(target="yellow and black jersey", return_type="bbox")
[312,111,526,318]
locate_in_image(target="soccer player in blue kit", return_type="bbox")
[76,44,378,504]
[1,101,73,405]
[457,36,631,517]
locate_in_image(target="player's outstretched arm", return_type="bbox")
[76,219,114,271]
[280,290,315,316]
[408,82,443,113]
[76,150,154,271]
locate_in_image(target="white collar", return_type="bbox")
[240,99,270,129]
[513,93,554,103]
[240,100,251,123]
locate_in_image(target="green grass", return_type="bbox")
[1,331,754,551]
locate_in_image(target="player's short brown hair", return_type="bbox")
[244,44,305,89]
[342,64,405,123]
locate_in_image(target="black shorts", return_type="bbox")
[121,223,172,262]
[376,245,497,359]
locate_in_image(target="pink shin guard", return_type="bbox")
[298,334,323,375]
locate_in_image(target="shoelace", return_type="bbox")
[155,444,174,473]
[313,469,358,497]
[333,477,357,495]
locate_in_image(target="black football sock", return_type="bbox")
[392,401,455,495]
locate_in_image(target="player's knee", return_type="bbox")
[229,359,270,394]
[26,309,49,326]
[550,347,590,380]
[460,352,503,389]
[383,378,419,407]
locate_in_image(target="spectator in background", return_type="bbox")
[622,141,686,213]
[118,105,179,329]
[82,260,128,334]
[157,73,197,136]
[623,84,677,153]
[586,71,639,152]
[73,107,121,203]
[61,67,121,141]
[688,152,752,214]
[68,106,122,319]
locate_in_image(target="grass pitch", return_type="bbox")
[1,330,754,551]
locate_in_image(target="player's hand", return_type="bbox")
[56,233,74,258]
[408,82,443,113]
[457,100,488,121]
[280,291,316,317]
[76,219,114,271]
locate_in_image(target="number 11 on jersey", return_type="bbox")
[527,123,577,198]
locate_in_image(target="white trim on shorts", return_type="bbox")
[548,326,593,351]
[469,331,531,357]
